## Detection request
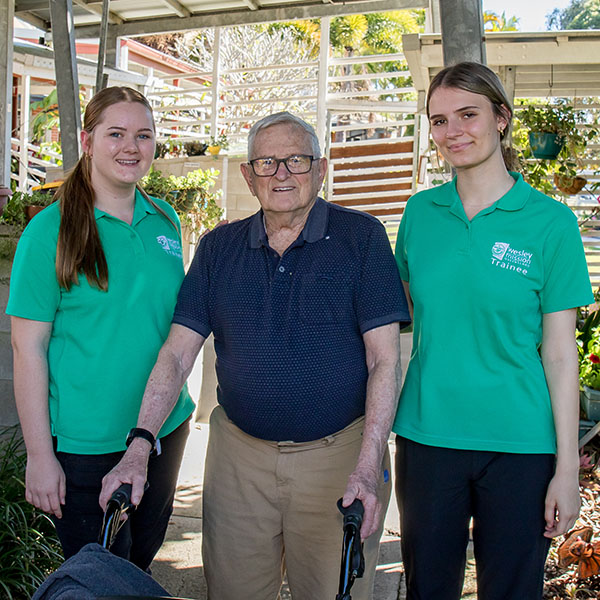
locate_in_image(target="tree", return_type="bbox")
[547,0,600,30]
[483,10,520,32]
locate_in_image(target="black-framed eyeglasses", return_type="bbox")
[248,154,316,177]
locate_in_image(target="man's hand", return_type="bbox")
[342,465,381,540]
[99,440,150,510]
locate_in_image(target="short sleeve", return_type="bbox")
[356,220,411,333]
[171,232,212,337]
[394,211,409,281]
[540,211,594,313]
[6,228,60,322]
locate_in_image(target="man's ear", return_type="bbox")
[240,162,257,197]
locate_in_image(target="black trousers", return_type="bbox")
[395,436,555,600]
[52,418,190,571]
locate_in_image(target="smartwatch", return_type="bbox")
[126,427,161,456]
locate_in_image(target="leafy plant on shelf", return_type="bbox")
[0,189,54,234]
[208,134,229,150]
[141,166,223,235]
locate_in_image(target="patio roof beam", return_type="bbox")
[14,10,49,31]
[0,1,14,189]
[241,0,260,10]
[72,0,124,25]
[73,0,428,38]
[160,0,192,19]
[49,0,82,170]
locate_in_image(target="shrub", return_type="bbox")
[0,428,63,598]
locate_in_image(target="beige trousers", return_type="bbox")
[202,405,391,600]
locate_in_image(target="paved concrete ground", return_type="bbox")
[151,422,406,599]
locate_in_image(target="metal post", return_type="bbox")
[96,0,111,91]
[317,16,330,156]
[49,0,82,170]
[439,0,486,65]
[19,75,31,191]
[0,1,15,188]
[210,27,222,140]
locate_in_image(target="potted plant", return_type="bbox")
[207,134,229,157]
[514,100,599,198]
[0,185,55,234]
[516,102,587,160]
[578,294,600,420]
[141,166,223,235]
[184,140,207,157]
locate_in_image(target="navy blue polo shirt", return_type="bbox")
[173,197,409,441]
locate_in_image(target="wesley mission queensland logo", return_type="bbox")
[491,242,532,275]
[156,235,182,258]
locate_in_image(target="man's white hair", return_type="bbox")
[247,112,321,160]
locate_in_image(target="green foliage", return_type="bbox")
[330,14,369,51]
[0,428,63,597]
[513,100,600,197]
[483,11,520,32]
[30,89,86,144]
[547,0,600,30]
[0,193,27,231]
[0,189,54,232]
[30,89,59,144]
[577,290,600,390]
[329,11,420,55]
[141,166,223,234]
[208,134,229,150]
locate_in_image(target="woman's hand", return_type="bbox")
[25,452,66,519]
[543,468,580,538]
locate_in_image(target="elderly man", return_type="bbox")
[101,112,409,599]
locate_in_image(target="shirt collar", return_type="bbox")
[94,188,156,223]
[249,196,328,248]
[432,172,530,212]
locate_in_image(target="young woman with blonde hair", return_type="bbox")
[394,62,593,599]
[7,86,194,569]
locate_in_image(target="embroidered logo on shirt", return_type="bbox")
[491,242,532,275]
[156,235,182,258]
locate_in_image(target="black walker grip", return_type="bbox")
[337,497,364,530]
[107,483,133,511]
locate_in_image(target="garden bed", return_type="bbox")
[544,434,600,599]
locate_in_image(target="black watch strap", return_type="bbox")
[126,428,159,456]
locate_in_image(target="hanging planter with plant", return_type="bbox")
[514,99,599,198]
[554,173,587,195]
[528,132,563,160]
[517,102,588,160]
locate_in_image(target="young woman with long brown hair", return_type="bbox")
[7,87,194,570]
[393,62,593,599]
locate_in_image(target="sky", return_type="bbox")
[482,0,573,31]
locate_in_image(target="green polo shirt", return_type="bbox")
[7,190,194,454]
[393,173,593,453]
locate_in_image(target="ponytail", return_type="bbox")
[55,154,108,291]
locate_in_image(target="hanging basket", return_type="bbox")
[528,132,564,160]
[554,173,587,195]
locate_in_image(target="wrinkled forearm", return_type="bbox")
[355,325,402,477]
